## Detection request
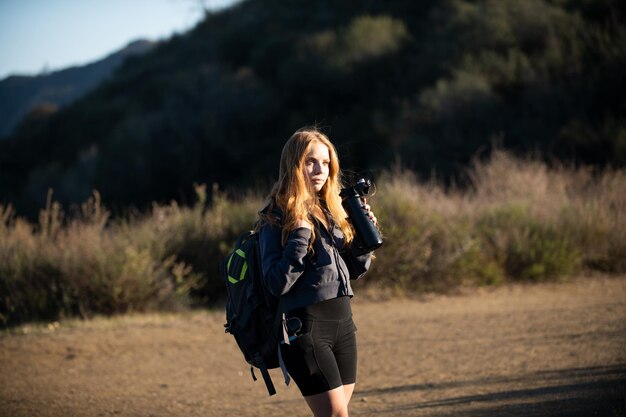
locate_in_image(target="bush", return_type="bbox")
[0,191,196,326]
[476,206,581,281]
[366,170,502,292]
[1,151,624,326]
[359,151,624,292]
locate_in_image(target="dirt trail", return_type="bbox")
[1,276,625,417]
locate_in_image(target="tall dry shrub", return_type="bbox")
[2,151,624,326]
[141,184,264,304]
[362,150,624,291]
[468,151,626,274]
[0,191,195,326]
[365,169,501,293]
[558,168,626,272]
[468,151,582,281]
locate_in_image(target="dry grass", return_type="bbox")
[1,151,625,326]
[367,150,626,290]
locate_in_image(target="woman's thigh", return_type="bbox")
[304,385,349,417]
[282,318,358,398]
[281,325,342,396]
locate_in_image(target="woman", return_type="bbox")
[258,127,378,417]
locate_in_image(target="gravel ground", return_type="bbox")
[1,276,625,417]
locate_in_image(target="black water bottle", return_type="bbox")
[340,179,383,253]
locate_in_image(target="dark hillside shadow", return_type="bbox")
[356,365,626,416]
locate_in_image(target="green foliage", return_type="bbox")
[305,15,411,70]
[477,206,580,281]
[1,0,626,322]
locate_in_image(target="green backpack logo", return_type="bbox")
[226,248,248,284]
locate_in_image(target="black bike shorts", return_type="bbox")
[280,296,357,397]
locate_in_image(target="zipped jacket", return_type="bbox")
[259,214,372,314]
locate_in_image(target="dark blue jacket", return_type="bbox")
[259,216,372,313]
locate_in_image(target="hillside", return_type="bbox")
[0,0,624,216]
[0,40,156,138]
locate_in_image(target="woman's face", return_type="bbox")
[303,141,330,192]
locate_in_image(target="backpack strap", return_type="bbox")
[252,353,277,396]
[276,297,291,386]
[277,341,291,388]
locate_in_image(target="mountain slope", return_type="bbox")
[0,40,156,137]
[0,0,624,216]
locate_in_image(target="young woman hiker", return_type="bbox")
[258,127,379,417]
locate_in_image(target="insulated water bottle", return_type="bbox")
[340,179,383,253]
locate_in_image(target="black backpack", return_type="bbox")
[222,229,288,396]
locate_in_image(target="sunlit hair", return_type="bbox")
[260,127,354,248]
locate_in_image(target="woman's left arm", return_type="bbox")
[341,246,372,280]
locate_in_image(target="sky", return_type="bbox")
[0,0,238,80]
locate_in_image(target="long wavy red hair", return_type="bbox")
[261,128,354,247]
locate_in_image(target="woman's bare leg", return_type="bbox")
[343,383,355,404]
[304,385,351,417]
